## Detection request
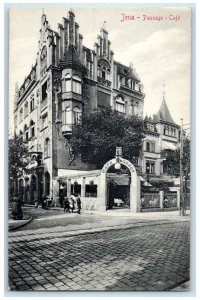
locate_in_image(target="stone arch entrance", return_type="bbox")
[106,164,131,209]
[98,158,141,212]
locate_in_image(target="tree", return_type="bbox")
[8,135,30,181]
[162,137,190,178]
[70,108,145,168]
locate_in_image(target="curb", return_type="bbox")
[8,216,33,231]
[17,218,189,240]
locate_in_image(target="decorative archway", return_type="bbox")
[98,158,141,212]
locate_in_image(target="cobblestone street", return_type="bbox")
[8,219,190,291]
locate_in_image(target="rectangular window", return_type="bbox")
[146,141,155,152]
[30,99,34,112]
[42,81,47,101]
[116,102,125,113]
[24,103,28,118]
[72,80,82,94]
[65,79,71,92]
[85,184,97,198]
[25,131,29,141]
[146,162,155,174]
[42,114,48,129]
[31,127,35,137]
[73,111,81,125]
[146,142,150,152]
[151,142,155,152]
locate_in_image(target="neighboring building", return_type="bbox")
[13,11,145,207]
[143,93,180,182]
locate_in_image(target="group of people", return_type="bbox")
[63,195,81,214]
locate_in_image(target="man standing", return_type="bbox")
[77,195,81,214]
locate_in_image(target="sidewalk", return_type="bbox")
[8,206,190,234]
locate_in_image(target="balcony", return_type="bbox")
[97,76,111,89]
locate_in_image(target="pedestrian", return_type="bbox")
[76,195,81,214]
[59,192,64,208]
[69,196,75,213]
[163,197,168,208]
[63,197,70,213]
[12,195,23,220]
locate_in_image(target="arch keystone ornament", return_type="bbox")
[99,156,141,212]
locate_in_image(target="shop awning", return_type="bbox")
[140,176,152,186]
[162,141,177,151]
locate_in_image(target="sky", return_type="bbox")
[9,7,191,132]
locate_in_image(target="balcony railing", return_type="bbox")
[97,76,111,89]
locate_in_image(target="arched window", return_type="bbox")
[45,171,50,196]
[40,46,47,74]
[62,106,72,125]
[30,120,35,138]
[102,67,106,79]
[44,138,50,158]
[24,124,28,141]
[115,96,125,113]
[73,106,81,125]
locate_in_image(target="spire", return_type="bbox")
[156,89,176,124]
[163,80,166,101]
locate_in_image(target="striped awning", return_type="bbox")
[162,141,177,151]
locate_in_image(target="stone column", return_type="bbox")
[160,191,164,209]
[52,180,60,207]
[67,179,71,198]
[81,177,86,199]
[130,173,139,213]
[177,190,180,210]
[98,173,107,211]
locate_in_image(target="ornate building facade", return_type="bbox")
[13,11,145,206]
[143,95,180,181]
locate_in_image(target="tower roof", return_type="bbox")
[156,97,176,125]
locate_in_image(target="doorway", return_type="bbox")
[106,164,131,210]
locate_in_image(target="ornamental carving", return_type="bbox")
[53,74,61,93]
[36,89,40,97]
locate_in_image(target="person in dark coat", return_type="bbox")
[63,197,70,213]
[76,195,81,214]
[12,195,23,220]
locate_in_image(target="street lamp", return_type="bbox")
[115,146,122,170]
